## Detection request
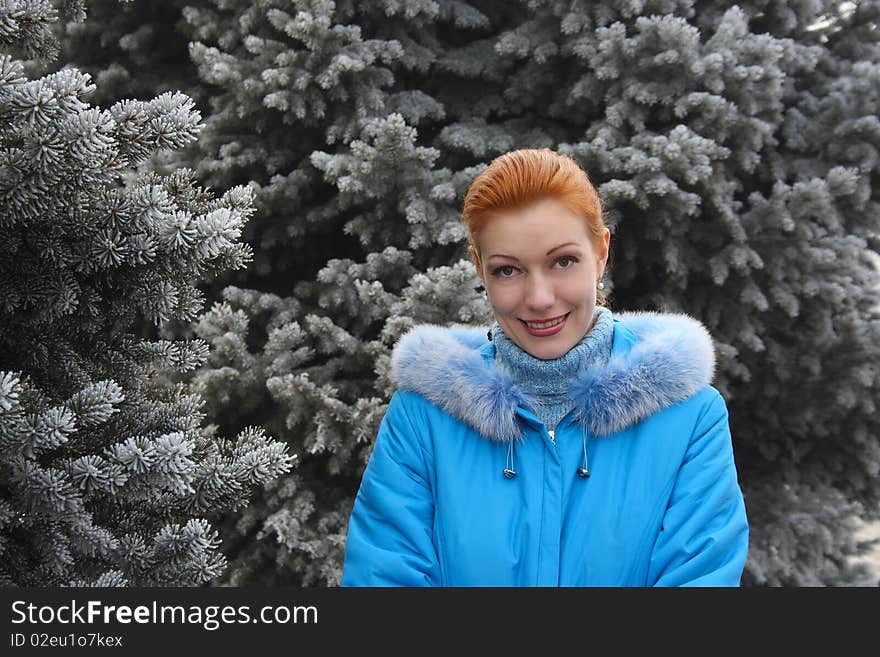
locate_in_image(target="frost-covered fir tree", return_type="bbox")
[63,1,880,586]
[176,1,517,586]
[0,1,293,586]
[183,0,428,286]
[55,0,204,109]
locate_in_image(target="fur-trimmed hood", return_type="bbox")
[390,311,716,441]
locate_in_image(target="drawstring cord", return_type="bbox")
[503,438,516,478]
[503,432,591,479]
[577,431,590,478]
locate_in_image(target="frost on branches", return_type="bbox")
[180,1,879,587]
[0,10,292,586]
[43,0,880,586]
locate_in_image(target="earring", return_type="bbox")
[598,281,605,290]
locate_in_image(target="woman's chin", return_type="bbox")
[512,331,572,360]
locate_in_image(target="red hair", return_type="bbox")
[461,148,605,303]
[461,148,606,281]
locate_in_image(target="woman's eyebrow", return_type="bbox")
[546,242,580,255]
[487,242,582,260]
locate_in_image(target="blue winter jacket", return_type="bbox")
[342,311,749,586]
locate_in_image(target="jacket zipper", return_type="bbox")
[547,429,555,445]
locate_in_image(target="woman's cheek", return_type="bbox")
[560,275,595,305]
[487,284,519,315]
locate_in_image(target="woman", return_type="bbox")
[341,148,749,586]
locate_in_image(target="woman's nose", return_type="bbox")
[524,274,555,311]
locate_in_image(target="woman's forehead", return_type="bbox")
[479,204,592,253]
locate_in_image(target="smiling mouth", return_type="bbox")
[520,313,569,329]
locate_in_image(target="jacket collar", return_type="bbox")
[389,311,716,440]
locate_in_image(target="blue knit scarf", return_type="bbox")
[490,306,614,432]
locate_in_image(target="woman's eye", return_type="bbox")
[557,256,577,268]
[492,266,516,277]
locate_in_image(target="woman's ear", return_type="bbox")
[468,243,484,280]
[598,227,611,276]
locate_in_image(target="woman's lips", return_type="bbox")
[519,312,569,337]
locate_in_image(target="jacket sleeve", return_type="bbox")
[647,390,749,586]
[341,390,440,586]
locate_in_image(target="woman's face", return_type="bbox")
[476,198,610,360]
